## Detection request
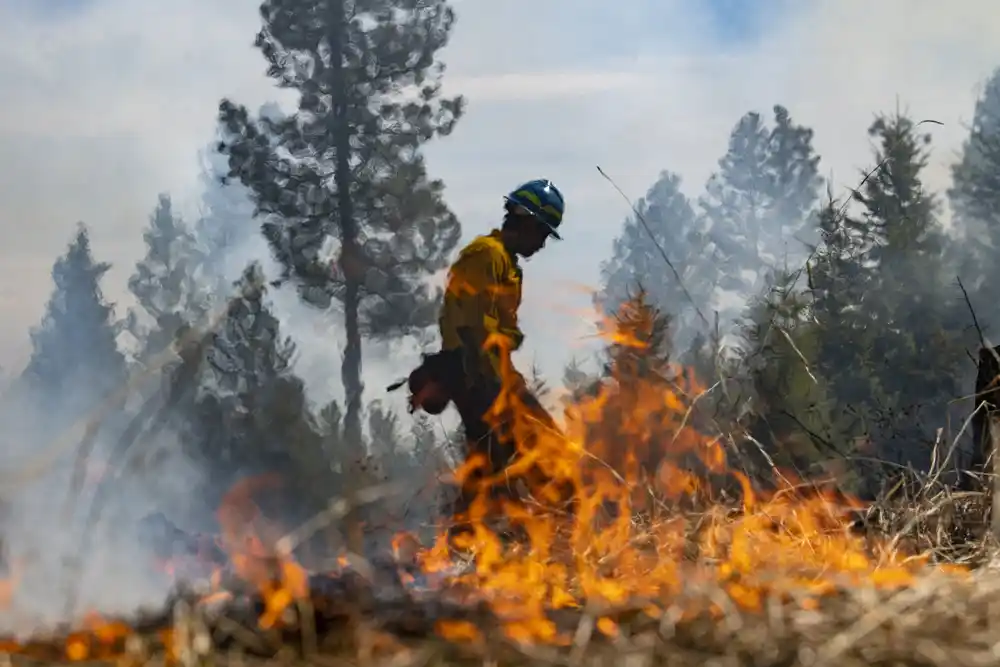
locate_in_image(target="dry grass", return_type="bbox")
[855,487,992,565]
[8,561,1000,667]
[6,488,1000,667]
[9,392,1000,667]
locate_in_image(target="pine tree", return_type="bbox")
[207,264,295,395]
[949,66,1000,311]
[127,193,208,365]
[801,197,885,494]
[808,194,866,320]
[768,106,824,251]
[601,285,675,384]
[807,194,878,419]
[598,171,714,351]
[579,287,680,487]
[700,105,822,326]
[525,362,551,404]
[22,224,127,423]
[738,268,837,477]
[194,113,277,294]
[254,373,335,515]
[851,112,966,465]
[857,114,942,271]
[217,0,465,451]
[193,261,330,500]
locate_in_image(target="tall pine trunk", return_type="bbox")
[219,0,464,464]
[327,0,364,450]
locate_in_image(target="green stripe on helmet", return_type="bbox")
[515,190,542,208]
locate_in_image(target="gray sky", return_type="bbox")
[0,0,998,409]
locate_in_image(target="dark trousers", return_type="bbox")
[446,369,561,520]
[411,348,561,522]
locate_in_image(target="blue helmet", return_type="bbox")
[503,179,565,240]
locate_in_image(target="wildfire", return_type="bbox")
[400,311,970,645]
[0,474,312,662]
[215,474,310,630]
[0,302,972,660]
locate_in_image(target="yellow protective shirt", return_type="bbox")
[439,229,524,380]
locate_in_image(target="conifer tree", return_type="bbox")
[849,113,965,464]
[217,0,465,451]
[23,224,127,424]
[127,194,207,365]
[807,194,879,432]
[193,262,332,506]
[949,66,1000,316]
[738,268,835,475]
[580,287,679,485]
[700,105,822,326]
[599,171,713,351]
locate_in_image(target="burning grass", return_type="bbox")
[0,545,997,667]
[0,480,995,666]
[0,318,996,665]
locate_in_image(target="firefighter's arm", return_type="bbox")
[490,298,525,352]
[482,296,524,381]
[481,263,525,381]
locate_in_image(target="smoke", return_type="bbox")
[0,379,207,637]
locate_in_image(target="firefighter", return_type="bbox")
[391,179,566,517]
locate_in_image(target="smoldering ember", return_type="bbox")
[3,1,1000,667]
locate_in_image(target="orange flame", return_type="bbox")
[403,295,969,645]
[215,474,310,630]
[0,294,973,659]
[0,475,317,663]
